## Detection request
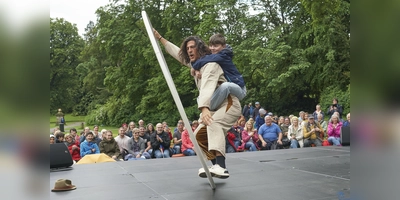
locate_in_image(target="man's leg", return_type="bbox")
[163,149,171,158]
[209,151,229,179]
[209,83,245,111]
[154,150,162,158]
[303,139,311,147]
[290,139,299,148]
[314,139,322,146]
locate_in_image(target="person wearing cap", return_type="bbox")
[50,135,55,144]
[303,115,324,147]
[255,108,267,131]
[252,102,261,120]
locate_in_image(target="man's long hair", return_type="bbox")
[179,36,211,64]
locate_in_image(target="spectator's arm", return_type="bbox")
[113,143,121,158]
[295,129,303,141]
[150,134,160,149]
[303,126,312,139]
[277,132,283,142]
[241,131,250,143]
[125,140,135,155]
[94,144,100,154]
[80,143,91,157]
[162,134,171,148]
[258,130,266,143]
[99,142,105,153]
[145,141,151,152]
[327,124,333,137]
[67,145,74,155]
[139,141,146,154]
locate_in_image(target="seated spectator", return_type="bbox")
[240,121,259,151]
[343,113,350,127]
[99,130,122,160]
[80,132,100,158]
[115,127,131,156]
[333,111,344,123]
[125,121,136,138]
[100,129,107,140]
[150,123,172,158]
[146,123,156,136]
[258,115,283,150]
[312,104,324,120]
[125,128,151,160]
[317,113,328,136]
[80,130,102,146]
[92,125,101,140]
[79,127,91,143]
[255,108,267,130]
[64,133,81,162]
[279,117,291,149]
[69,128,80,144]
[288,117,303,148]
[278,116,285,126]
[138,119,145,128]
[303,115,324,147]
[139,126,152,154]
[226,121,242,153]
[300,112,309,127]
[54,131,65,143]
[327,114,343,146]
[238,118,246,129]
[50,135,55,144]
[181,120,198,156]
[172,120,184,154]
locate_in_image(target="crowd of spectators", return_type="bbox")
[50,98,350,162]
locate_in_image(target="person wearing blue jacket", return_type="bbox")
[80,132,100,158]
[191,33,246,111]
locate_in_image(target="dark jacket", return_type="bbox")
[150,131,172,158]
[191,45,245,88]
[99,138,121,159]
[326,104,343,119]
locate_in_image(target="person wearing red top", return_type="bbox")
[240,121,259,151]
[181,121,198,156]
[327,114,343,146]
[64,134,81,162]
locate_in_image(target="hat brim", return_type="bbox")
[51,185,76,192]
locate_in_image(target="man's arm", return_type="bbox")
[303,126,312,139]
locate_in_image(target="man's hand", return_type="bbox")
[190,68,202,79]
[136,154,141,158]
[261,140,267,147]
[91,148,96,152]
[153,28,161,40]
[201,107,213,126]
[292,136,296,140]
[112,155,117,159]
[277,140,282,145]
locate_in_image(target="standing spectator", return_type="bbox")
[138,119,145,127]
[114,127,131,155]
[64,134,81,162]
[327,98,343,119]
[313,104,324,120]
[255,108,267,130]
[288,117,303,148]
[80,132,100,158]
[241,121,259,151]
[50,135,55,144]
[258,116,283,150]
[343,113,351,127]
[252,102,261,120]
[99,130,121,160]
[150,123,172,158]
[139,125,152,155]
[69,128,80,144]
[181,121,198,156]
[327,114,343,146]
[242,103,253,122]
[317,113,328,136]
[303,116,324,147]
[125,128,151,160]
[172,120,184,154]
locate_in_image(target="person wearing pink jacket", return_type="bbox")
[327,114,343,146]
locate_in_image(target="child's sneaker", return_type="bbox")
[209,164,229,179]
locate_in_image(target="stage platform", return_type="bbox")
[50,146,350,200]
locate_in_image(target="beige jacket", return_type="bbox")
[164,41,241,158]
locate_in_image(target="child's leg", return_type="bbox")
[209,83,246,111]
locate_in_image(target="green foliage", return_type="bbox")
[50,0,350,124]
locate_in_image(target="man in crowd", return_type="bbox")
[80,132,100,158]
[172,120,184,154]
[150,123,172,158]
[114,127,131,155]
[303,115,324,147]
[258,115,283,150]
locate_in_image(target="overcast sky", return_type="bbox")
[50,0,111,36]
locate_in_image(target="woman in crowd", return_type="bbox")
[327,114,343,146]
[64,133,81,162]
[125,121,136,137]
[50,135,55,144]
[181,120,198,156]
[240,121,259,151]
[125,128,151,160]
[313,104,324,120]
[288,116,303,148]
[146,123,156,136]
[317,113,328,136]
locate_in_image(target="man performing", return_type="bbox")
[154,29,241,179]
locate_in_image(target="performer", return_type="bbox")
[154,29,241,179]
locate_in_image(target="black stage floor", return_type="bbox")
[50,146,350,200]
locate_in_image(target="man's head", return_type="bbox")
[316,104,321,110]
[138,119,144,126]
[105,131,113,141]
[156,123,164,134]
[332,98,338,105]
[93,125,99,132]
[139,126,146,135]
[118,127,125,137]
[308,115,315,124]
[132,128,140,138]
[284,117,290,125]
[264,115,273,126]
[70,128,77,136]
[177,120,184,131]
[55,131,65,142]
[179,36,211,63]
[255,102,260,108]
[208,33,226,54]
[50,135,55,144]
